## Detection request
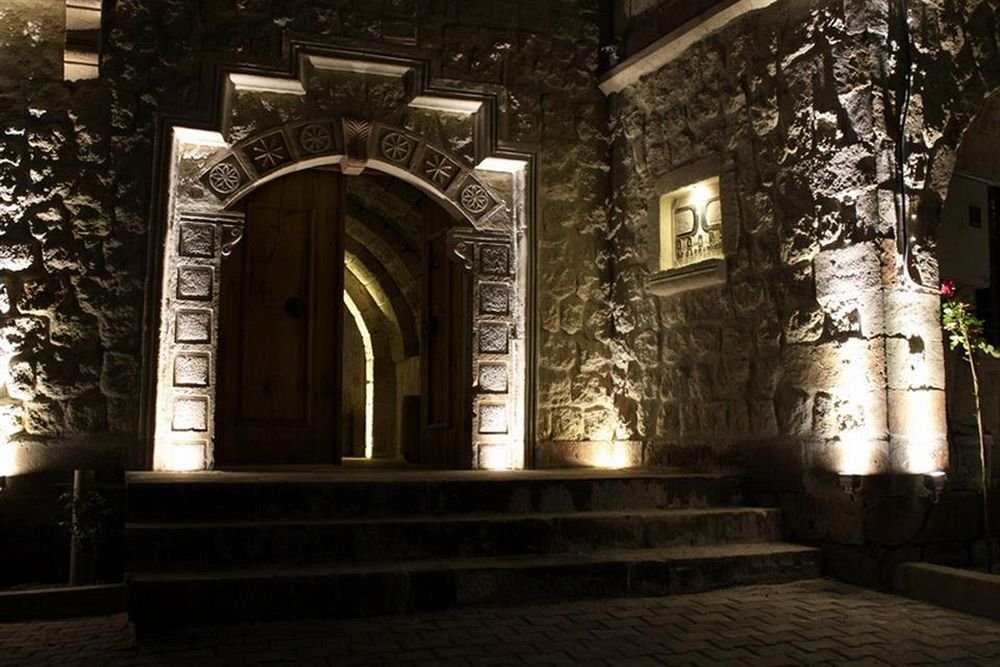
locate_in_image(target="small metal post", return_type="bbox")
[69,469,96,586]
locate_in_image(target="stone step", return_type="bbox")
[125,471,744,523]
[127,543,822,628]
[126,507,783,570]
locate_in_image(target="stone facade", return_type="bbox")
[0,0,998,584]
[604,0,1000,579]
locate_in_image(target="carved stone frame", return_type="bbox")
[150,55,532,472]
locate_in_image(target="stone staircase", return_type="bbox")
[125,470,821,628]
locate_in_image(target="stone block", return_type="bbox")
[176,266,213,301]
[7,359,34,401]
[884,289,940,339]
[0,243,35,272]
[478,403,508,434]
[100,352,137,397]
[479,283,509,315]
[479,323,508,354]
[172,397,208,432]
[479,244,509,275]
[886,334,945,390]
[175,309,212,344]
[177,222,215,258]
[174,353,210,388]
[477,363,507,393]
[65,393,106,433]
[23,399,64,435]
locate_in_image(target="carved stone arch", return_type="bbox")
[154,112,528,473]
[199,118,507,232]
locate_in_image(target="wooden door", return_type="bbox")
[216,170,345,465]
[414,203,472,468]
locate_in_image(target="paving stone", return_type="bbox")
[2,580,1000,666]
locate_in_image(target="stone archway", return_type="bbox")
[153,118,526,472]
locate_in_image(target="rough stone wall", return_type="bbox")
[606,0,998,579]
[609,0,891,474]
[905,0,1000,520]
[0,0,140,474]
[0,0,611,481]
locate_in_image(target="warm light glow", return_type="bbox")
[893,389,947,474]
[166,441,206,472]
[658,176,722,271]
[689,182,713,209]
[0,353,21,477]
[0,440,15,479]
[344,292,374,459]
[476,157,527,174]
[479,446,513,470]
[833,338,882,476]
[591,441,631,470]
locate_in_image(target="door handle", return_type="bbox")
[284,296,307,318]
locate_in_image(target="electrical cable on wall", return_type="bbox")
[893,0,921,287]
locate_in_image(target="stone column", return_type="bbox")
[153,210,244,471]
[449,228,523,469]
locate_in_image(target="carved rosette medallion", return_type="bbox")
[380,131,414,163]
[202,156,247,199]
[423,152,458,189]
[208,162,241,194]
[298,123,333,154]
[244,131,291,174]
[460,184,492,216]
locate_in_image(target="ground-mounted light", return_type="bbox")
[837,472,865,500]
[924,470,947,503]
[591,441,632,470]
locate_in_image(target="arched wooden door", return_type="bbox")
[216,170,345,465]
[215,169,472,468]
[412,201,472,469]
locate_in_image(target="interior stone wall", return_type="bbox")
[342,306,367,458]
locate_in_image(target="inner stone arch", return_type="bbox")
[153,115,528,472]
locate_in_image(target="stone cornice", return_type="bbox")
[600,0,780,96]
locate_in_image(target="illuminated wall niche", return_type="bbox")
[647,161,729,296]
[660,176,722,270]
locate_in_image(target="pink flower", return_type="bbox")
[940,279,956,298]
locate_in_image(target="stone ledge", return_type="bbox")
[646,259,727,297]
[893,562,1000,622]
[600,0,781,95]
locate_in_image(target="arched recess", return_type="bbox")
[153,114,527,473]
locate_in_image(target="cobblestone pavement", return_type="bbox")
[2,579,1000,666]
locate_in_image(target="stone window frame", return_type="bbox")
[645,157,736,297]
